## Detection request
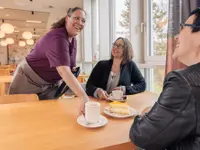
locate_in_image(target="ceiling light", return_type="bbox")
[19,41,26,47]
[0,31,5,38]
[0,23,14,34]
[22,31,32,39]
[6,38,14,44]
[26,39,34,45]
[26,20,42,23]
[0,40,7,46]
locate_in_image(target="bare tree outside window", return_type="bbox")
[152,0,168,56]
[115,0,130,39]
[119,0,130,30]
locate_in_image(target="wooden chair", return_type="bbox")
[77,74,89,83]
[0,94,39,104]
[0,69,11,76]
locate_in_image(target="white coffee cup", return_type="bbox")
[85,101,100,124]
[112,90,123,99]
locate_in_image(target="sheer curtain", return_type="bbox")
[165,0,200,75]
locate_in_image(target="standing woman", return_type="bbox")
[8,7,89,115]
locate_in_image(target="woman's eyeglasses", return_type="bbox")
[112,43,124,50]
[180,23,200,30]
[72,16,86,24]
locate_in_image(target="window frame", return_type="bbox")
[110,0,131,42]
[143,0,167,64]
[84,0,167,93]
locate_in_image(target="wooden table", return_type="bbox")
[0,91,157,150]
[0,76,12,96]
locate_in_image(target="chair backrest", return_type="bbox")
[54,67,80,99]
[0,69,10,76]
[0,94,39,104]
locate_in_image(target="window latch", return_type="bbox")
[140,22,145,33]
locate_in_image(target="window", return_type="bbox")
[144,0,169,94]
[148,0,169,56]
[150,67,165,94]
[139,67,165,94]
[81,0,100,74]
[91,0,100,62]
[113,0,130,40]
[84,0,168,94]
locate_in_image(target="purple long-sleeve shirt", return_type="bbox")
[26,27,77,83]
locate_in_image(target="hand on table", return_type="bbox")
[97,89,109,100]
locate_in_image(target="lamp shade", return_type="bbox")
[6,38,14,44]
[0,31,5,38]
[22,31,32,39]
[0,40,7,46]
[0,23,14,34]
[26,39,34,45]
[19,41,26,47]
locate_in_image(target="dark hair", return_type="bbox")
[189,8,200,32]
[51,7,86,29]
[111,37,134,64]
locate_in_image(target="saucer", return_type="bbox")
[107,95,126,102]
[104,106,137,118]
[77,115,108,128]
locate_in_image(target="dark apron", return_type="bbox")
[8,59,61,100]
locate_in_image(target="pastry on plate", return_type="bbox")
[109,101,131,115]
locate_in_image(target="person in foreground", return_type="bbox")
[8,7,89,115]
[129,8,200,150]
[86,37,146,100]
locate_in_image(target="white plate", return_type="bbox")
[77,115,108,128]
[103,106,137,118]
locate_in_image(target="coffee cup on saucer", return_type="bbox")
[85,101,100,124]
[111,90,123,100]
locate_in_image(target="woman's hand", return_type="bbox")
[79,95,89,116]
[97,89,109,100]
[56,66,89,116]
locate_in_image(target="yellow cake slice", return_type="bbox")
[109,101,131,115]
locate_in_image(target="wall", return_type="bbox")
[0,46,8,65]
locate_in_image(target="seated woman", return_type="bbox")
[86,37,146,99]
[129,8,200,150]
